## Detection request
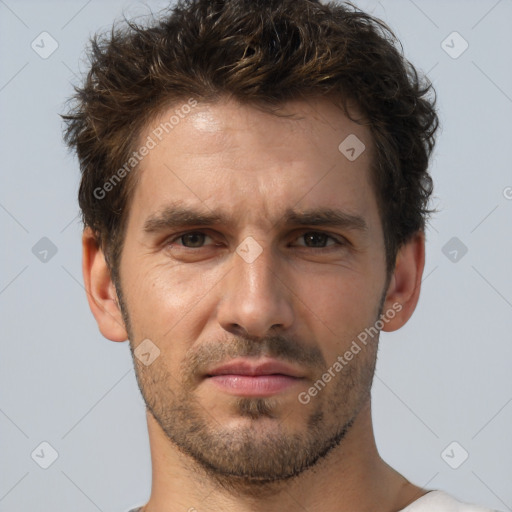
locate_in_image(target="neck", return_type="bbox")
[140,400,427,512]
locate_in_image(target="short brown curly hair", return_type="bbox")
[63,0,439,282]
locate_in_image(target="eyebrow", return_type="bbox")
[143,205,368,234]
[282,208,368,232]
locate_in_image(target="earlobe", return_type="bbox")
[82,227,128,342]
[381,231,425,332]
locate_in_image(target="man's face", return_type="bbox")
[117,97,389,483]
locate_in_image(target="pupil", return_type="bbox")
[183,233,204,247]
[305,232,326,247]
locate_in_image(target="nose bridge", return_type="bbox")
[236,240,276,299]
[217,239,294,337]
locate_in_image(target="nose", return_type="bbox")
[216,242,294,338]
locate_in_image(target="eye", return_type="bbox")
[165,230,345,252]
[169,231,214,248]
[293,231,342,248]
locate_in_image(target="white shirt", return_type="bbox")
[398,491,498,511]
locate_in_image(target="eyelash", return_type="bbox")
[165,230,346,250]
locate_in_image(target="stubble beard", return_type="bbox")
[117,283,381,493]
[131,343,376,494]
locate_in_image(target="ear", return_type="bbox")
[381,231,425,332]
[82,227,128,342]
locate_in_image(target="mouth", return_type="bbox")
[204,358,305,397]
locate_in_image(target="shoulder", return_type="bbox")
[399,491,499,512]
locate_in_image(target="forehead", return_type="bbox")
[127,96,377,230]
[146,96,370,161]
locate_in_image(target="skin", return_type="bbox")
[83,96,428,512]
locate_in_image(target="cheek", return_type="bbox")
[121,257,219,347]
[294,270,381,350]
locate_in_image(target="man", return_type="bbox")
[63,0,497,510]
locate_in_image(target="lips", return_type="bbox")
[205,358,305,396]
[206,358,304,378]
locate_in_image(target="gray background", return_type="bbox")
[1,0,511,511]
